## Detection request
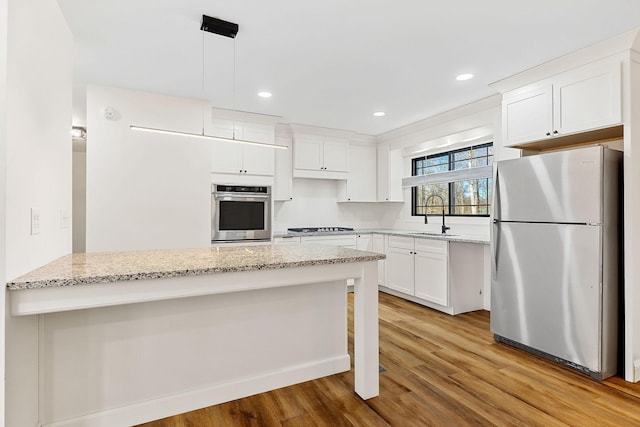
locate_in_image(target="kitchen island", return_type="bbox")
[6,245,384,427]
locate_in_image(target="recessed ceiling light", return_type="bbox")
[456,73,474,81]
[373,111,386,117]
[257,91,272,98]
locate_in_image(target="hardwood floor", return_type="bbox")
[138,292,640,426]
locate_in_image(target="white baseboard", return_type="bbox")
[46,355,350,427]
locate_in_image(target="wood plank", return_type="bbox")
[137,292,640,426]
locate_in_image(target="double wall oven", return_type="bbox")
[211,184,272,243]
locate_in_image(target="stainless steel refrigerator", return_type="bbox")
[491,145,622,380]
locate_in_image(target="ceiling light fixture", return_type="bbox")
[258,91,272,98]
[456,73,474,81]
[373,111,386,117]
[130,125,285,148]
[130,15,287,150]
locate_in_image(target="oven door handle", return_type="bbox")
[213,193,270,200]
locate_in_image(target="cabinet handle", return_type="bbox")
[546,132,551,136]
[244,170,247,173]
[553,130,558,134]
[239,170,243,173]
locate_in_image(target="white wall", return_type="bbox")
[273,179,402,232]
[5,0,73,280]
[85,85,212,252]
[4,1,73,425]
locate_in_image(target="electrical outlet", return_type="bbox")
[31,208,41,235]
[59,209,70,229]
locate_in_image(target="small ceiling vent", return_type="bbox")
[200,15,238,38]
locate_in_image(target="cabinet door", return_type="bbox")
[344,144,376,201]
[372,234,386,285]
[377,145,403,202]
[322,139,348,172]
[240,126,275,175]
[273,136,293,201]
[386,246,414,295]
[211,140,242,174]
[356,234,373,251]
[414,250,448,306]
[503,85,553,146]
[294,137,323,171]
[210,122,242,173]
[553,61,621,135]
[242,145,275,175]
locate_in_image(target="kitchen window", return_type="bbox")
[412,143,493,217]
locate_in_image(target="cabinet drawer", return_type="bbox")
[273,237,301,245]
[302,235,357,248]
[387,236,414,250]
[414,238,448,254]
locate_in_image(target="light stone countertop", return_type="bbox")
[274,229,490,245]
[7,245,385,290]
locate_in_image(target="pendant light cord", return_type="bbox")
[232,37,237,140]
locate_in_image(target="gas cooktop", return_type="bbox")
[287,227,354,233]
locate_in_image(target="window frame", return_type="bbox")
[411,142,493,218]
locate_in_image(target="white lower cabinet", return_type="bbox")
[273,236,301,245]
[382,235,483,315]
[300,234,357,248]
[356,233,372,251]
[357,233,386,286]
[414,239,448,306]
[386,244,415,295]
[372,234,385,285]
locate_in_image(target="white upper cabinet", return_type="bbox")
[377,144,403,202]
[293,136,323,171]
[210,114,277,177]
[337,143,377,202]
[322,139,349,172]
[273,135,293,201]
[293,135,349,179]
[502,58,621,147]
[503,85,553,145]
[553,62,621,135]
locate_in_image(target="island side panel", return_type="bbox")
[353,260,380,399]
[40,280,349,426]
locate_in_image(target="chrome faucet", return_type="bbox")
[424,194,450,234]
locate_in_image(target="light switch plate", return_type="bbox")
[31,208,41,235]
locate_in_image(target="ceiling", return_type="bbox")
[58,0,640,136]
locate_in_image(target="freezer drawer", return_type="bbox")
[491,221,604,373]
[494,146,603,224]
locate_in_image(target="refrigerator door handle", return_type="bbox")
[491,163,501,278]
[493,163,501,221]
[492,219,501,277]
